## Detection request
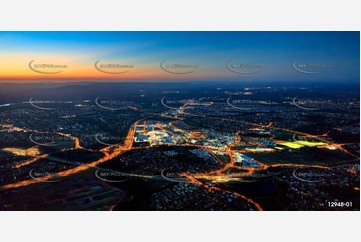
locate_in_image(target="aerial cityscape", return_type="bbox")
[0,31,359,211]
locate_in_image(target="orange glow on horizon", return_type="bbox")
[0,54,232,81]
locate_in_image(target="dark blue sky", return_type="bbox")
[0,31,359,82]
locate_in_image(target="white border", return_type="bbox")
[0,0,361,30]
[0,0,360,241]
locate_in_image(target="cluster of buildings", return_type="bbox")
[121,147,222,175]
[134,120,237,151]
[279,165,359,210]
[232,152,261,168]
[151,183,257,211]
[191,149,218,164]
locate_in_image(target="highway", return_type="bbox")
[0,101,359,211]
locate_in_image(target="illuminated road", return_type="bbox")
[180,109,360,159]
[0,101,359,211]
[0,116,153,190]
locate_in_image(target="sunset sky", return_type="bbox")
[0,31,359,82]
